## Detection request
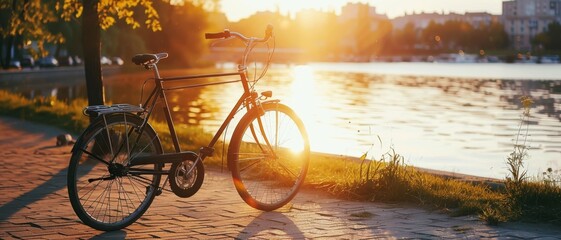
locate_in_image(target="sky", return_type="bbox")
[220,0,505,21]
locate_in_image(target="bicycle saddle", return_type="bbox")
[132,53,168,65]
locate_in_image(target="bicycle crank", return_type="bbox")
[169,158,205,198]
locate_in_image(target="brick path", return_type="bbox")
[1,116,560,239]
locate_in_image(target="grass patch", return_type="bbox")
[503,180,561,223]
[305,150,504,218]
[0,90,89,133]
[1,90,560,225]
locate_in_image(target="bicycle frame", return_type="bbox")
[77,28,279,182]
[135,29,274,165]
[140,63,259,160]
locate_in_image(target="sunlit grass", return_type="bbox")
[1,90,560,225]
[305,151,503,215]
[0,90,89,132]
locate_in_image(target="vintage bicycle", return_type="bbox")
[67,25,310,231]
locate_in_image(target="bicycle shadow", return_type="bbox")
[0,160,99,222]
[0,118,69,222]
[0,166,65,221]
[0,117,106,224]
[89,230,127,239]
[0,152,97,223]
[236,211,306,239]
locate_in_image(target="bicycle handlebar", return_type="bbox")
[205,24,274,43]
[205,31,231,39]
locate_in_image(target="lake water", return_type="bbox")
[2,62,560,179]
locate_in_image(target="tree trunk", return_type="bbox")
[82,0,104,114]
[3,36,13,69]
[0,38,4,68]
[3,0,17,69]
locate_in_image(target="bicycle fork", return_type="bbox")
[248,100,280,160]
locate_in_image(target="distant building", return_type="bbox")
[502,0,561,50]
[392,12,461,30]
[338,3,388,55]
[464,12,500,27]
[338,2,387,33]
[392,12,498,30]
[295,9,336,27]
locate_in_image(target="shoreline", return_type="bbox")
[311,151,504,186]
[0,113,502,185]
[306,62,561,81]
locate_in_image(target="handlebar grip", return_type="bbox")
[205,30,230,39]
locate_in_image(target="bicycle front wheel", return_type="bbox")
[67,113,162,231]
[228,102,310,211]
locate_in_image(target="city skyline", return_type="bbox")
[220,0,505,21]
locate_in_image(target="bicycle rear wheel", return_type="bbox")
[67,113,162,231]
[228,102,310,211]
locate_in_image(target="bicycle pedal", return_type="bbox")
[199,147,214,157]
[155,188,163,196]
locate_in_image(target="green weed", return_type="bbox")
[481,96,561,225]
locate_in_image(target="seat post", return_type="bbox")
[151,63,162,80]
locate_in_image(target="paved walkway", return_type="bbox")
[1,116,560,239]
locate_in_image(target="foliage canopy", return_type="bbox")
[0,0,163,57]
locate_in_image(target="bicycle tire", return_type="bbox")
[67,113,162,231]
[228,102,310,211]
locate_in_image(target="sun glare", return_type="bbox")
[287,66,346,155]
[220,0,345,21]
[289,66,316,121]
[285,139,305,154]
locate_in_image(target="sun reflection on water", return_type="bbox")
[286,65,356,155]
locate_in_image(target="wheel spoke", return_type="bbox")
[78,171,110,203]
[128,174,157,186]
[230,104,309,211]
[128,135,160,163]
[238,156,265,172]
[273,159,298,179]
[79,148,110,165]
[68,114,162,230]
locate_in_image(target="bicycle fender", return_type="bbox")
[261,99,281,105]
[70,119,101,154]
[72,105,145,153]
[70,113,144,153]
[256,100,281,116]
